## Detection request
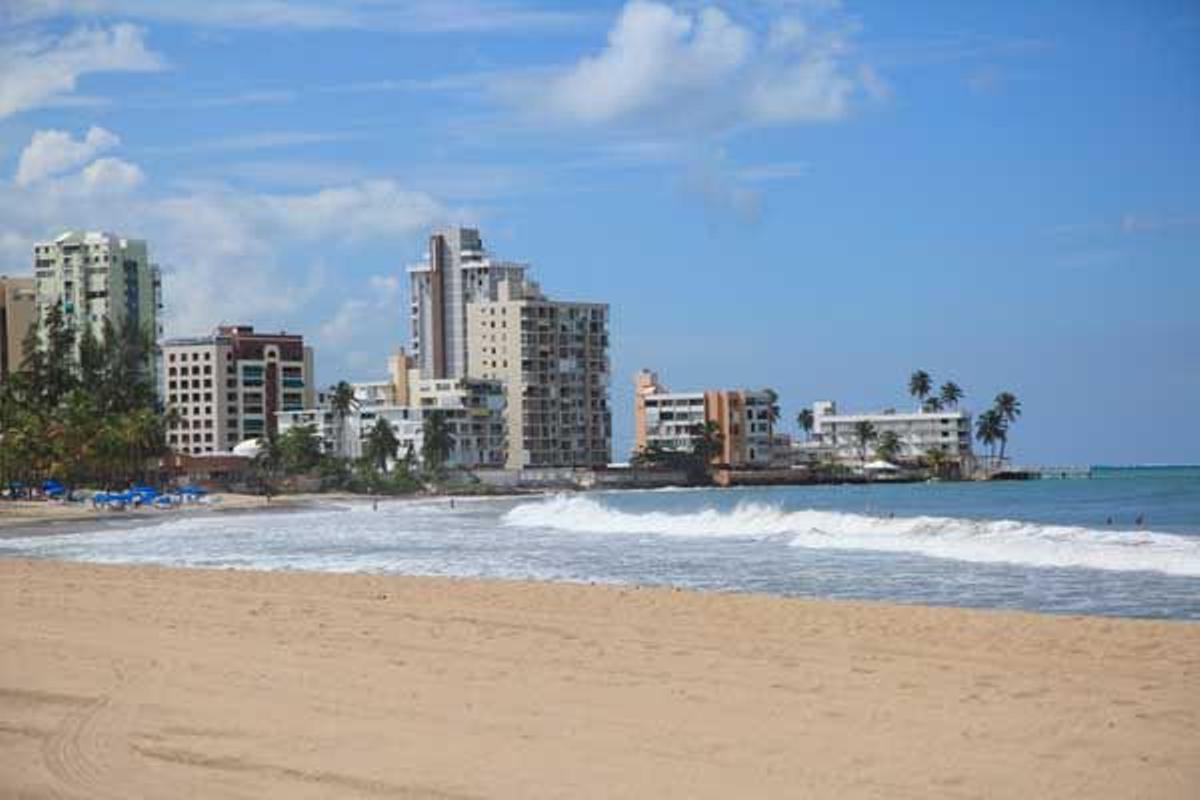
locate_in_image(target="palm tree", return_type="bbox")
[329,381,358,458]
[922,396,944,413]
[875,430,901,463]
[924,447,950,479]
[853,420,877,467]
[993,392,1021,463]
[689,420,724,467]
[939,381,963,409]
[974,409,1006,467]
[762,388,780,443]
[364,417,400,473]
[909,370,932,411]
[796,408,814,441]
[421,410,455,474]
[252,430,283,497]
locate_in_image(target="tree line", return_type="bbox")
[0,306,164,491]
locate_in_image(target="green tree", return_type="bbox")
[908,370,932,410]
[939,381,964,409]
[922,396,944,413]
[993,391,1021,464]
[761,388,780,442]
[689,420,724,468]
[853,420,877,467]
[364,417,400,473]
[252,430,283,496]
[796,408,814,441]
[421,410,455,474]
[924,447,951,479]
[974,408,1006,465]
[278,424,323,474]
[875,430,902,463]
[329,381,358,457]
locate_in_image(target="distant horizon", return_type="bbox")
[1,1,1196,466]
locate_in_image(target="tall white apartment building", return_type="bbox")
[31,231,161,382]
[466,278,611,468]
[407,227,527,380]
[161,326,314,455]
[807,400,973,463]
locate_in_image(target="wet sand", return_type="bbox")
[1,559,1198,799]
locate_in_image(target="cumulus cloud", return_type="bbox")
[80,156,145,191]
[15,126,119,185]
[512,0,876,132]
[2,128,448,376]
[0,23,165,119]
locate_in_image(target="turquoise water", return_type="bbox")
[3,467,1198,620]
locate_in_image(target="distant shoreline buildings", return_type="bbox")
[6,227,984,481]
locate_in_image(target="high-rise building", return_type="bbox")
[407,227,527,380]
[0,276,36,380]
[161,326,314,455]
[633,370,775,468]
[31,231,161,383]
[467,278,611,468]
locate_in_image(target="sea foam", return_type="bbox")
[502,495,1200,576]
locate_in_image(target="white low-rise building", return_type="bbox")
[800,400,974,465]
[277,352,506,469]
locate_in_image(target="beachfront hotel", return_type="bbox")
[0,276,36,381]
[634,370,776,468]
[31,231,162,386]
[410,227,611,469]
[161,326,315,455]
[277,348,507,469]
[802,400,974,464]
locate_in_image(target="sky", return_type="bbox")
[0,0,1197,465]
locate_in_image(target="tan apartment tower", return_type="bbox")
[467,278,611,468]
[407,228,527,380]
[0,276,36,380]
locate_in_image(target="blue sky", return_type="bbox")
[1,0,1197,464]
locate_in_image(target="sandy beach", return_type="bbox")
[0,493,332,537]
[1,559,1197,799]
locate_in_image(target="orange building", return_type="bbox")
[634,370,776,468]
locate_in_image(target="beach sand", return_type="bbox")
[1,559,1197,799]
[0,493,312,536]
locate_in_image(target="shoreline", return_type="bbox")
[2,558,1197,798]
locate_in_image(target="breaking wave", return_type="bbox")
[502,495,1200,576]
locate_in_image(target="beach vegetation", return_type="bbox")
[875,430,902,463]
[796,408,814,441]
[0,309,165,492]
[853,420,877,466]
[908,370,932,409]
[421,410,455,475]
[939,381,964,408]
[364,417,400,473]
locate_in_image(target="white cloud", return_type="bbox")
[80,156,145,191]
[15,126,119,185]
[1121,213,1200,234]
[735,161,809,182]
[0,23,165,119]
[4,1,588,34]
[513,0,876,132]
[2,128,448,377]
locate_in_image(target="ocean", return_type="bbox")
[3,466,1199,620]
